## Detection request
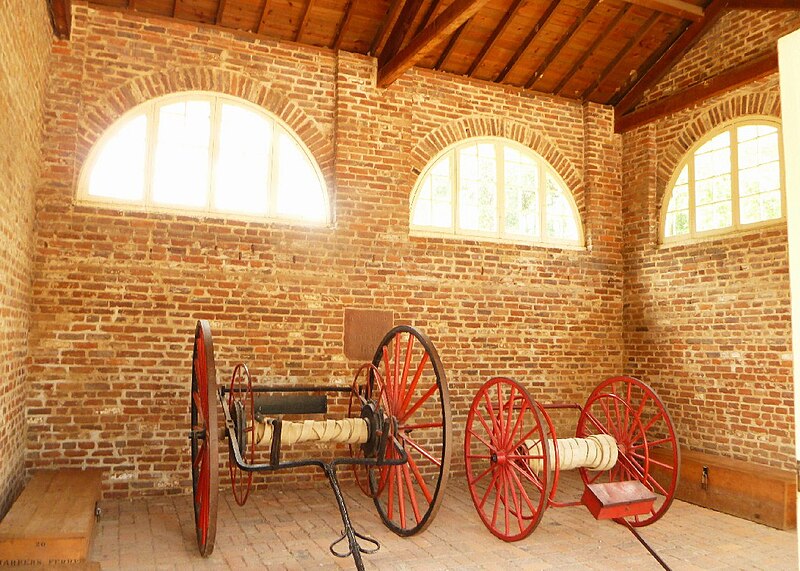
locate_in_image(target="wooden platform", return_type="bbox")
[0,469,103,567]
[651,448,796,530]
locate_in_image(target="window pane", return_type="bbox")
[546,175,578,241]
[741,190,782,225]
[675,165,689,186]
[695,175,731,206]
[88,114,147,201]
[694,146,730,180]
[740,162,780,197]
[458,143,497,232]
[412,175,433,226]
[275,130,326,221]
[696,201,731,232]
[213,103,272,215]
[696,131,730,154]
[152,100,211,208]
[665,210,689,237]
[504,147,539,236]
[668,184,689,212]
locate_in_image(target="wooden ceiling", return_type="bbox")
[59,0,796,125]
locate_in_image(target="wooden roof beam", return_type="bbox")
[48,0,72,39]
[581,11,662,100]
[623,0,704,21]
[614,0,729,114]
[256,0,270,33]
[435,20,469,68]
[371,0,407,56]
[379,0,426,63]
[615,50,778,132]
[378,0,493,87]
[296,0,316,42]
[553,3,632,95]
[216,0,227,25]
[495,0,561,83]
[467,0,526,76]
[525,0,600,89]
[333,0,356,50]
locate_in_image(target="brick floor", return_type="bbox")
[90,474,797,570]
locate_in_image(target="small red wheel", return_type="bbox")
[349,363,387,497]
[369,326,452,536]
[465,377,552,541]
[576,376,680,527]
[190,320,219,557]
[228,363,255,506]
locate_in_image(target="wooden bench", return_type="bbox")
[0,469,103,567]
[651,448,796,530]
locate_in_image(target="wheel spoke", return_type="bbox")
[504,399,529,453]
[474,409,497,448]
[479,469,501,509]
[496,383,505,444]
[483,392,500,444]
[397,334,414,411]
[469,463,495,486]
[502,468,511,536]
[406,447,434,503]
[387,467,396,520]
[490,475,502,528]
[507,459,537,516]
[509,458,545,492]
[399,352,429,414]
[583,409,613,436]
[468,427,495,452]
[401,383,439,423]
[640,411,664,434]
[396,463,406,529]
[393,334,401,408]
[401,421,443,431]
[630,436,672,450]
[401,433,442,467]
[624,394,650,443]
[505,468,524,533]
[509,426,539,455]
[402,463,422,523]
[503,385,516,448]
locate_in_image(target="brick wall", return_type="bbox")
[0,0,52,517]
[623,69,794,470]
[30,3,624,498]
[641,9,800,106]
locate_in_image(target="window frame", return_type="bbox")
[77,91,331,226]
[409,137,584,249]
[660,116,786,246]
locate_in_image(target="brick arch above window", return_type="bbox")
[76,67,334,191]
[408,115,584,212]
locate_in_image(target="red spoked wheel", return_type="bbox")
[349,363,387,496]
[190,320,219,557]
[228,363,255,506]
[576,376,680,527]
[465,377,552,542]
[369,326,452,536]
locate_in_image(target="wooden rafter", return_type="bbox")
[495,0,561,83]
[378,0,492,87]
[581,11,663,100]
[379,0,426,64]
[525,0,600,89]
[333,0,356,50]
[615,51,778,132]
[614,0,729,114]
[414,0,443,37]
[553,4,632,95]
[216,0,227,25]
[48,0,72,39]
[727,0,800,7]
[128,0,136,9]
[370,0,407,55]
[467,0,525,76]
[435,21,469,68]
[255,0,269,33]
[296,0,316,42]
[623,0,704,21]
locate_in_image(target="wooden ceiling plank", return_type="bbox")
[371,0,407,56]
[613,0,729,114]
[256,0,269,33]
[623,0,704,21]
[414,0,443,37]
[553,3,631,95]
[615,50,777,132]
[215,0,227,25]
[48,0,72,39]
[725,0,799,8]
[333,0,356,50]
[435,20,468,68]
[581,11,662,100]
[379,0,426,64]
[495,0,562,84]
[295,0,316,42]
[466,0,526,77]
[525,0,601,89]
[378,0,492,86]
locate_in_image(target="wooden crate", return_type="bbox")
[0,469,103,566]
[651,448,796,530]
[582,480,657,520]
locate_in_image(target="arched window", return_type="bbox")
[410,138,583,247]
[79,92,329,224]
[662,117,784,243]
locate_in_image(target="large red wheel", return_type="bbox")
[465,377,552,541]
[228,363,255,506]
[369,326,452,536]
[190,320,219,557]
[576,376,680,527]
